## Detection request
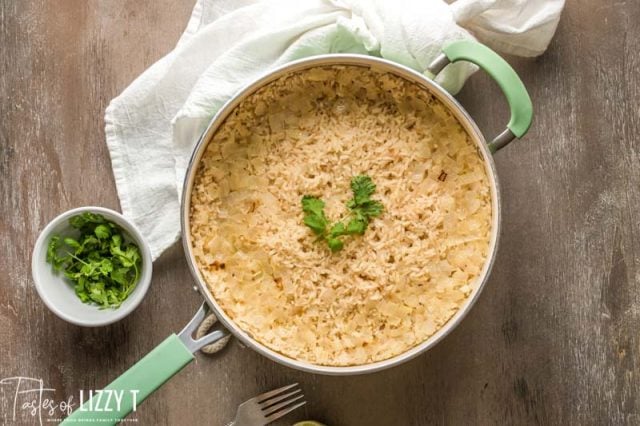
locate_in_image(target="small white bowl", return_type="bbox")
[31,206,153,327]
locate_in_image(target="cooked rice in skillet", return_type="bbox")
[189,65,492,366]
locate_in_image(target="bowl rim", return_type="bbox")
[31,206,153,327]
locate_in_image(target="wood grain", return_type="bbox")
[1,1,639,425]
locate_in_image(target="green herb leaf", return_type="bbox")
[301,195,329,236]
[328,222,346,238]
[94,224,111,240]
[63,237,81,250]
[46,236,60,257]
[110,267,130,286]
[98,258,113,275]
[47,236,62,270]
[346,175,383,237]
[346,218,367,235]
[110,234,125,256]
[69,212,106,229]
[125,245,141,264]
[349,175,377,206]
[355,200,383,219]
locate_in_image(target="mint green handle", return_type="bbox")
[61,334,194,425]
[443,40,533,139]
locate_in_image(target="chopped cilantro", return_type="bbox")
[46,213,142,309]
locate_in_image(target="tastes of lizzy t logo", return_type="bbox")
[0,376,139,425]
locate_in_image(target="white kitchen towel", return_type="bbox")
[105,0,564,260]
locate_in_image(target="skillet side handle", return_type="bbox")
[427,40,533,153]
[61,334,194,425]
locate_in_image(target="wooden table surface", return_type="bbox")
[2,1,639,425]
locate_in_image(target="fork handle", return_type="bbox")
[61,334,194,425]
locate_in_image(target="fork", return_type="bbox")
[227,383,306,426]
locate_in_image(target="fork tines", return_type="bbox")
[256,383,306,422]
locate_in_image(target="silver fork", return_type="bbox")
[228,383,306,426]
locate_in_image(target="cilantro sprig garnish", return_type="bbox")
[301,175,384,252]
[46,212,142,309]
